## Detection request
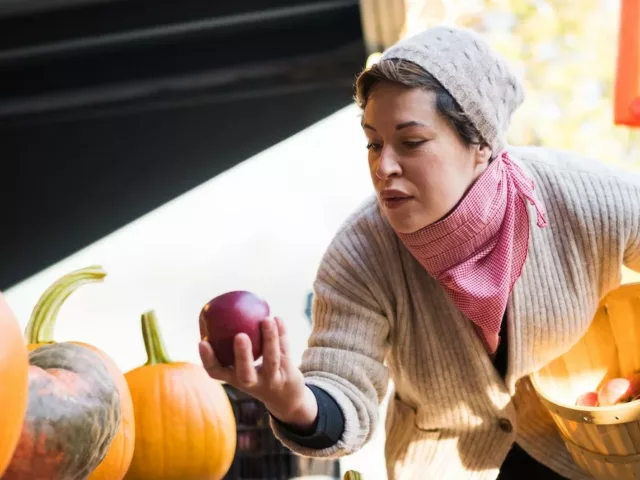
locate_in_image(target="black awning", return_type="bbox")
[0,0,364,123]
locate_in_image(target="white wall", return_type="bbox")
[4,104,389,479]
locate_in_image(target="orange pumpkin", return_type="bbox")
[23,266,135,480]
[124,310,237,480]
[0,293,29,477]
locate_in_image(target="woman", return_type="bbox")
[199,26,640,479]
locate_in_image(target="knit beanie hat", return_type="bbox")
[379,26,525,155]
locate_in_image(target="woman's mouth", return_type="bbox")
[383,197,412,209]
[380,189,413,209]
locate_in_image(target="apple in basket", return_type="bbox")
[598,378,634,406]
[575,391,599,407]
[575,373,640,407]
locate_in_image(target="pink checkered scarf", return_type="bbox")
[396,151,548,354]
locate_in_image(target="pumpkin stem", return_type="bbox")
[141,310,172,365]
[24,265,107,344]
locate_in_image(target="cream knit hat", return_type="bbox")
[380,26,525,155]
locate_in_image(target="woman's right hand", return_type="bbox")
[198,316,318,432]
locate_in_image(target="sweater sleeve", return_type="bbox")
[270,207,393,458]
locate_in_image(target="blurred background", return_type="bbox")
[2,0,640,479]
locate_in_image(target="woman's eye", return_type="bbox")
[403,140,427,149]
[366,142,382,152]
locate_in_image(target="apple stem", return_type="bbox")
[24,265,107,344]
[141,310,172,365]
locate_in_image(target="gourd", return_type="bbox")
[124,310,237,480]
[344,471,363,480]
[0,293,29,476]
[3,342,121,479]
[23,265,135,480]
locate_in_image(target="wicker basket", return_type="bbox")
[530,283,640,480]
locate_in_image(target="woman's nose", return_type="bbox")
[376,148,402,180]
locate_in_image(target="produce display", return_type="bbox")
[1,266,354,479]
[575,374,640,407]
[0,294,29,477]
[124,310,237,480]
[200,290,270,367]
[22,266,135,480]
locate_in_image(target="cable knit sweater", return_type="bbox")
[270,145,640,480]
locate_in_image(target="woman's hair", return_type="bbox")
[354,59,487,148]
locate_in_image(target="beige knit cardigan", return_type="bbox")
[270,145,640,480]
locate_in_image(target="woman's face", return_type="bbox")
[363,82,491,233]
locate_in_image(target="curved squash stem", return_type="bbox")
[344,471,363,480]
[24,265,107,344]
[141,310,172,365]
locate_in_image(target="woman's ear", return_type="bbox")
[474,143,493,166]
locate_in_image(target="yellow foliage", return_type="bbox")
[403,0,640,170]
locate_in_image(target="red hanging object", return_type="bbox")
[615,0,640,126]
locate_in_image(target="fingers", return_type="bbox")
[199,317,290,396]
[234,334,258,387]
[261,318,280,379]
[199,341,233,383]
[199,340,215,367]
[275,316,290,356]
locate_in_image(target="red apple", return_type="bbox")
[598,377,633,406]
[576,391,599,407]
[200,290,270,367]
[628,371,640,399]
